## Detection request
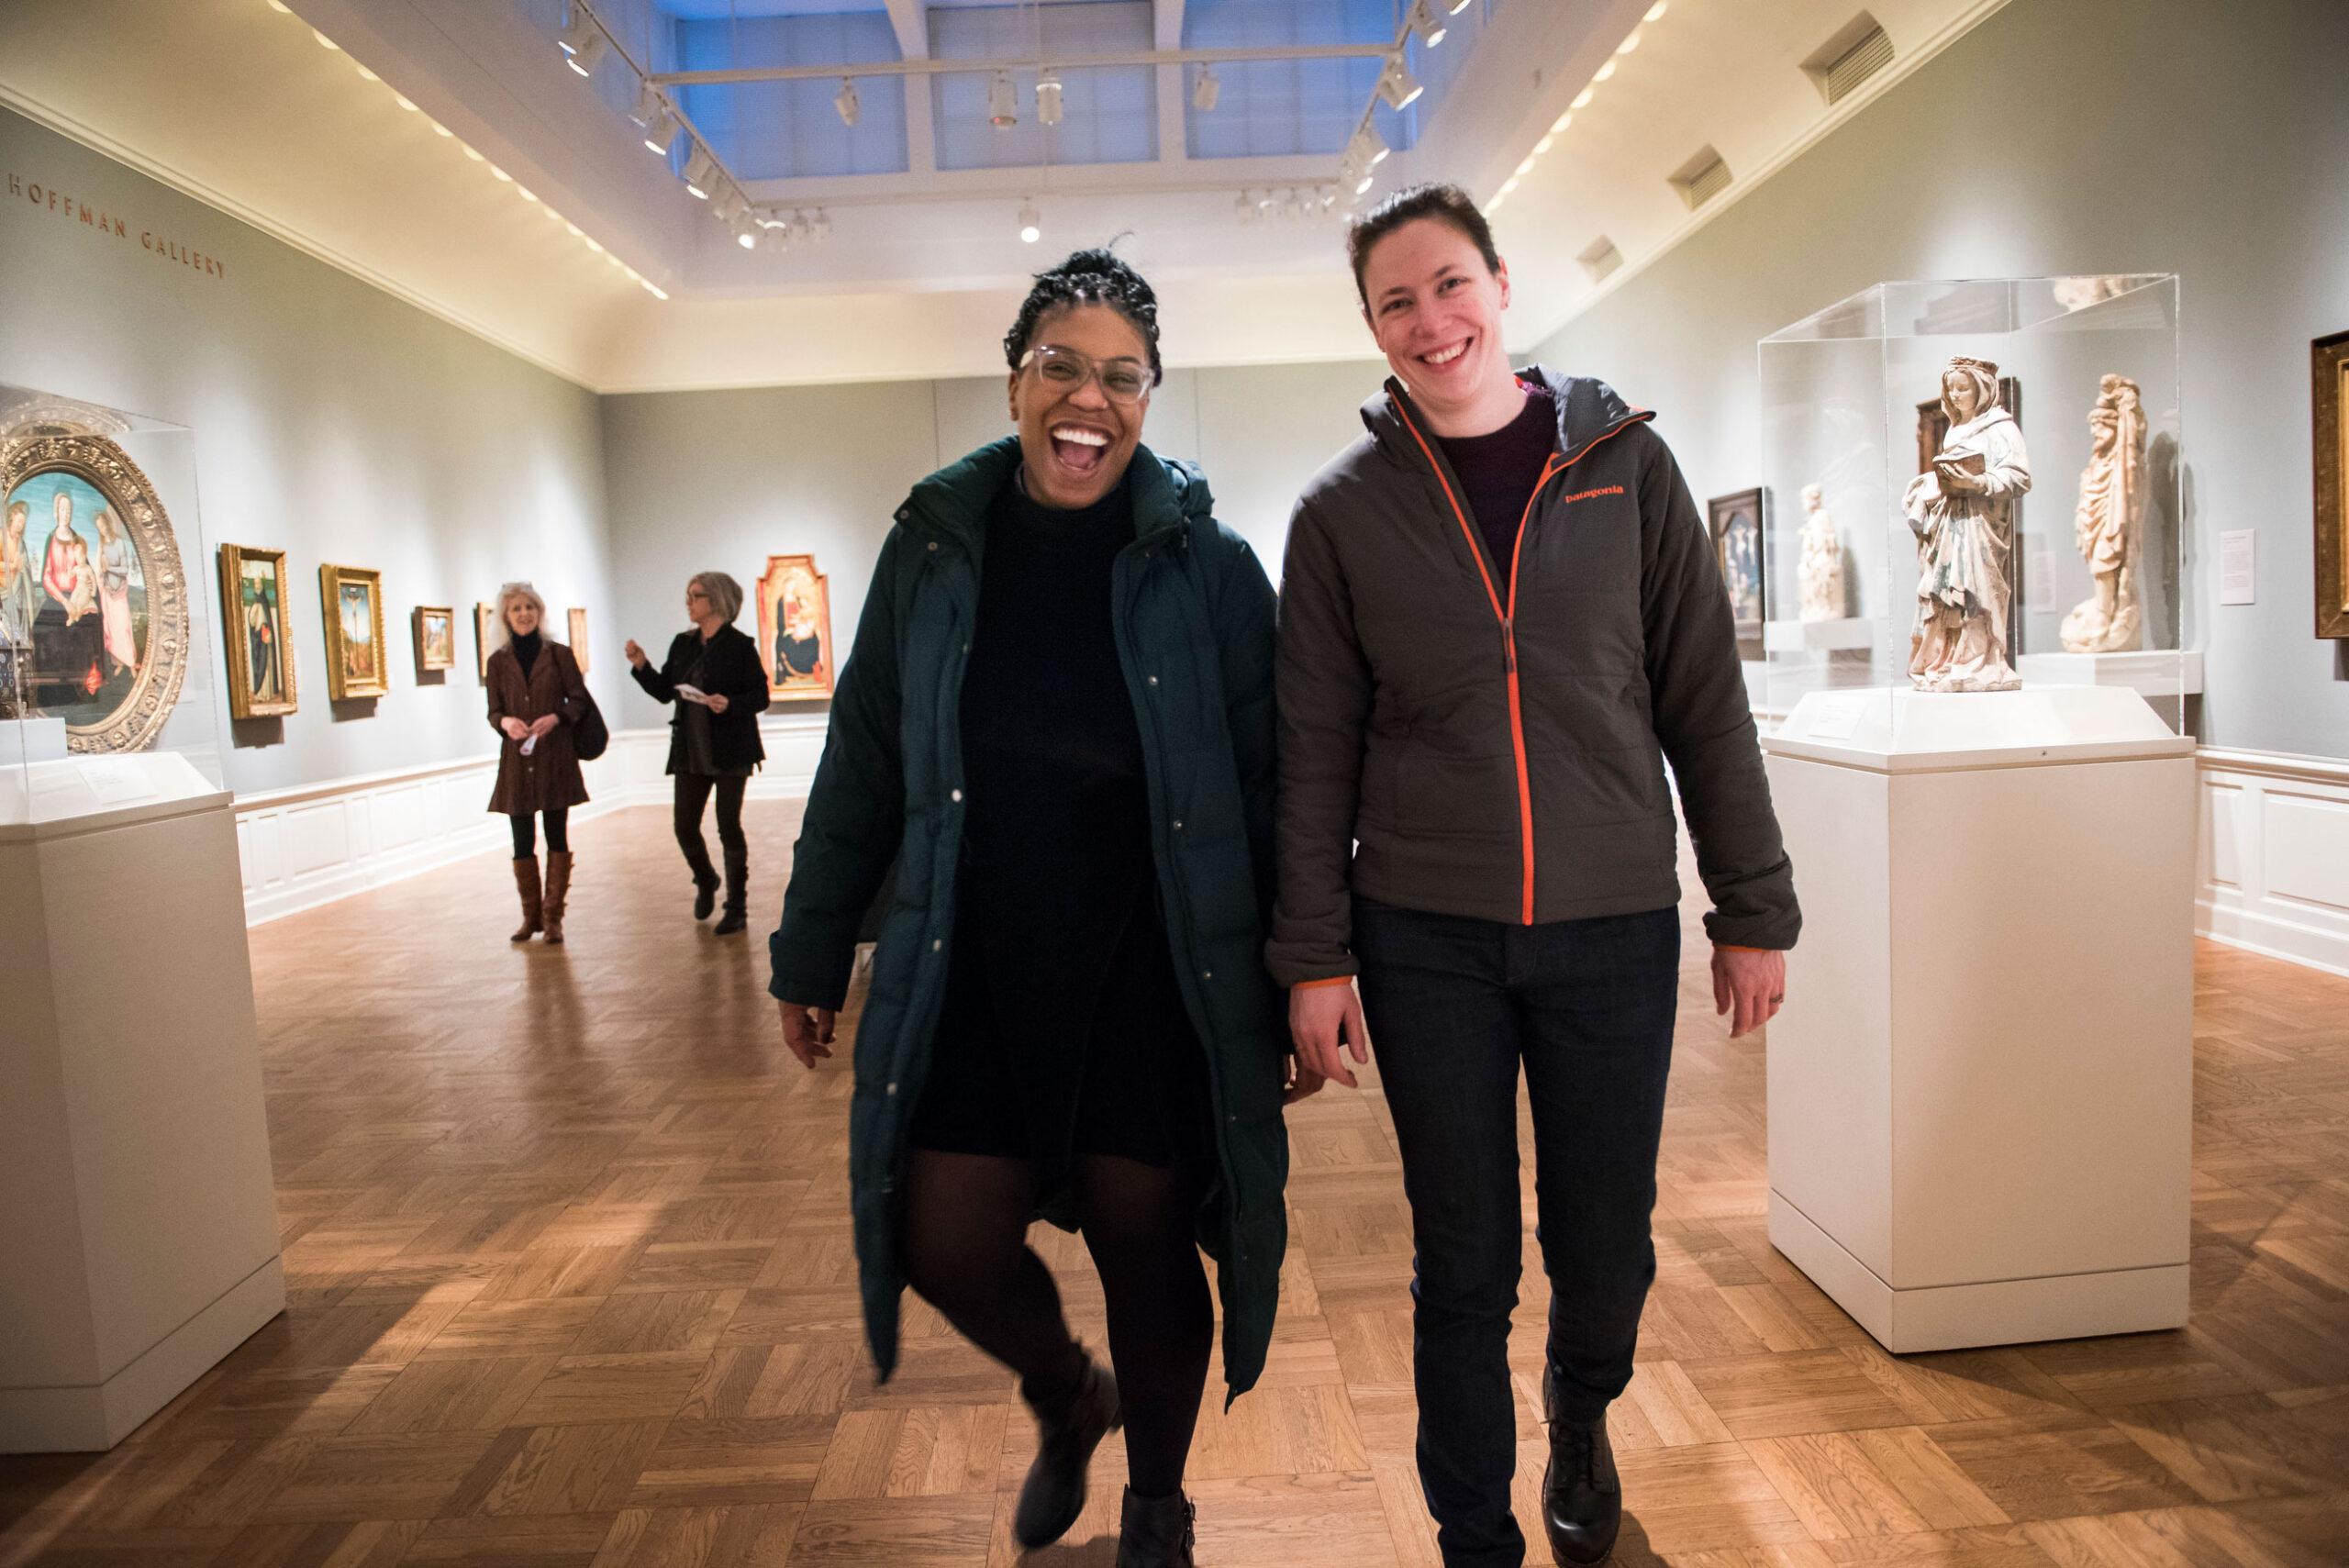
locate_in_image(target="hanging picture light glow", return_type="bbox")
[1018,200,1041,243]
[988,72,1019,127]
[1037,69,1063,126]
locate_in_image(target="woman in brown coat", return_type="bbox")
[485,581,590,942]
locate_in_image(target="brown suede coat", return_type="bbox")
[485,639,591,816]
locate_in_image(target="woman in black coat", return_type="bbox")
[626,572,771,932]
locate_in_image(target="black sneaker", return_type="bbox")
[1012,1353,1122,1550]
[1542,1415,1622,1565]
[1116,1485,1196,1568]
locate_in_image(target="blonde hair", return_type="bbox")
[495,580,548,648]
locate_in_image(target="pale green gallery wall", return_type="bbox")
[1524,0,2349,758]
[0,106,620,796]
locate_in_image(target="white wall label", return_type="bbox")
[2220,530,2255,606]
[1803,690,1870,740]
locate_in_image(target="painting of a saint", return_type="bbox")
[1708,487,1767,660]
[1,432,191,753]
[8,470,150,721]
[757,554,833,696]
[219,544,295,718]
[320,564,388,699]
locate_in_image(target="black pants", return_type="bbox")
[1353,898,1681,1568]
[509,807,568,857]
[674,773,748,904]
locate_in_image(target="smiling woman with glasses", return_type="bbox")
[766,249,1302,1568]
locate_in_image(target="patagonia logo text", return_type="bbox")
[1562,484,1625,505]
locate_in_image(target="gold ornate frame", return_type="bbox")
[757,552,835,697]
[218,544,297,718]
[319,563,389,700]
[414,605,456,673]
[567,606,590,673]
[0,428,192,752]
[474,601,501,684]
[2315,329,2348,639]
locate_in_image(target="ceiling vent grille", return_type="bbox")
[1667,146,1731,211]
[1801,12,1893,105]
[1576,237,1622,284]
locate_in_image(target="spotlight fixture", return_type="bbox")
[835,77,860,127]
[560,16,607,78]
[1193,64,1220,112]
[682,144,718,199]
[1236,190,1257,223]
[1406,0,1448,49]
[1375,51,1422,111]
[1448,0,1474,12]
[807,208,831,242]
[1018,200,1041,244]
[1037,68,1063,126]
[1349,124,1391,171]
[988,71,1019,127]
[641,106,680,155]
[629,81,663,128]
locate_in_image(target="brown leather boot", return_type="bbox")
[510,856,542,942]
[541,851,573,944]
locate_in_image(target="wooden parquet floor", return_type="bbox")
[5,801,2348,1567]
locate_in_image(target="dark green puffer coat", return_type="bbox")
[768,438,1290,1400]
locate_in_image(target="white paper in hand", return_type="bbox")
[675,684,711,706]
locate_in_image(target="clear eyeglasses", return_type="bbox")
[1019,345,1153,405]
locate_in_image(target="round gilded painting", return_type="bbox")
[0,430,190,752]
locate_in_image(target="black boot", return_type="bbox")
[1116,1486,1196,1568]
[1542,1369,1622,1566]
[682,839,719,920]
[1012,1351,1121,1550]
[713,840,749,935]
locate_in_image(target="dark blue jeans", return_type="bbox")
[1353,898,1681,1568]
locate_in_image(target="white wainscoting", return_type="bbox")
[2196,748,2349,979]
[234,713,830,926]
[236,725,2349,977]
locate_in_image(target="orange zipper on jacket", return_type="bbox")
[1389,394,1646,926]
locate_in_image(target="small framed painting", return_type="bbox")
[756,553,833,697]
[567,606,590,672]
[1707,487,1766,661]
[319,563,388,700]
[474,600,501,684]
[414,605,456,673]
[218,544,296,718]
[2315,328,2349,639]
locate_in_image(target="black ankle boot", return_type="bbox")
[1542,1396,1621,1566]
[713,842,748,934]
[1013,1352,1121,1550]
[1116,1486,1196,1568]
[692,874,719,920]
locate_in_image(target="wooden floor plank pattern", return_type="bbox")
[5,802,2347,1566]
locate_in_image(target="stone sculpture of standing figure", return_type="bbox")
[1902,356,2031,692]
[2059,373,2146,653]
[1797,483,1843,621]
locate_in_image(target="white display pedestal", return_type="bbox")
[1759,687,2195,1352]
[1,755,284,1451]
[1764,617,1876,652]
[0,715,68,767]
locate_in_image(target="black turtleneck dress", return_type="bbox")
[907,472,1212,1181]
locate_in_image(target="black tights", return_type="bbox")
[509,807,569,857]
[899,1150,1213,1498]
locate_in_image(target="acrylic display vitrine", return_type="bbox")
[1757,275,2190,731]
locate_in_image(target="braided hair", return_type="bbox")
[1002,247,1164,387]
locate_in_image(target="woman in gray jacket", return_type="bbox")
[1270,183,1798,1568]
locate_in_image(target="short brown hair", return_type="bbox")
[1346,183,1502,308]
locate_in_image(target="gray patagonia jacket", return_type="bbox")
[1267,368,1798,984]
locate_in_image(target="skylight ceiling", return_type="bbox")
[522,0,1482,204]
